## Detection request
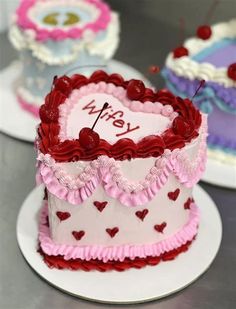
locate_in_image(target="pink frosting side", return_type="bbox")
[39,201,200,262]
[16,0,111,42]
[17,95,39,118]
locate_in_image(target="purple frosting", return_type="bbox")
[208,134,236,151]
[163,68,236,152]
[197,41,236,67]
[164,68,236,109]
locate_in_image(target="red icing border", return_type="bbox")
[37,71,202,161]
[38,238,194,272]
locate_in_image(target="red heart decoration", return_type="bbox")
[135,209,149,221]
[72,230,85,241]
[168,188,180,201]
[106,227,119,238]
[154,222,167,233]
[184,197,194,210]
[93,201,108,212]
[56,211,71,221]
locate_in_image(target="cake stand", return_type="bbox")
[16,184,222,304]
[202,157,236,189]
[0,60,151,143]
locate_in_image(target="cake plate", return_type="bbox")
[0,60,151,143]
[202,157,236,189]
[16,185,222,304]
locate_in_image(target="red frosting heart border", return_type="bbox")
[37,71,202,162]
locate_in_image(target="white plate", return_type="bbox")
[16,185,222,304]
[202,157,236,189]
[0,60,150,143]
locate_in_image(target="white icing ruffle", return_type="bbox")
[9,13,119,65]
[165,19,236,88]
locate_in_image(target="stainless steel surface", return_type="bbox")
[0,0,236,308]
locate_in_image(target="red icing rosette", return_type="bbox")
[37,71,202,162]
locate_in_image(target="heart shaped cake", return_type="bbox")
[163,19,236,166]
[36,70,207,271]
[9,0,119,118]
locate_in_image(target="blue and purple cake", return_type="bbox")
[9,0,120,117]
[163,20,236,165]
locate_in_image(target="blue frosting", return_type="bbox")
[192,38,236,63]
[21,49,107,98]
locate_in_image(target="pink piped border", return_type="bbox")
[17,95,39,118]
[16,0,111,42]
[38,201,200,262]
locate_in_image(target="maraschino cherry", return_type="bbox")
[172,18,189,58]
[227,63,236,81]
[127,79,145,100]
[148,65,160,74]
[196,25,212,40]
[79,102,109,150]
[196,0,218,40]
[173,46,189,58]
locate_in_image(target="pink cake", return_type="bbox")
[36,71,207,271]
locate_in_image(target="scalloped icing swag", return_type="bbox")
[36,115,207,207]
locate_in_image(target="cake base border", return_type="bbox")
[38,239,195,272]
[16,184,222,304]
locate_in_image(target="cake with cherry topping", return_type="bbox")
[163,19,236,165]
[36,70,207,271]
[9,0,119,117]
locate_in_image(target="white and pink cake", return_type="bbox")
[9,0,119,118]
[36,71,207,271]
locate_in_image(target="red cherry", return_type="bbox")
[173,46,189,59]
[148,65,160,74]
[227,63,236,81]
[79,127,100,150]
[196,25,212,40]
[127,79,145,100]
[53,75,72,96]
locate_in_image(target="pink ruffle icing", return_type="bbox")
[17,95,39,118]
[39,201,200,262]
[37,164,99,205]
[36,115,207,207]
[16,0,111,42]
